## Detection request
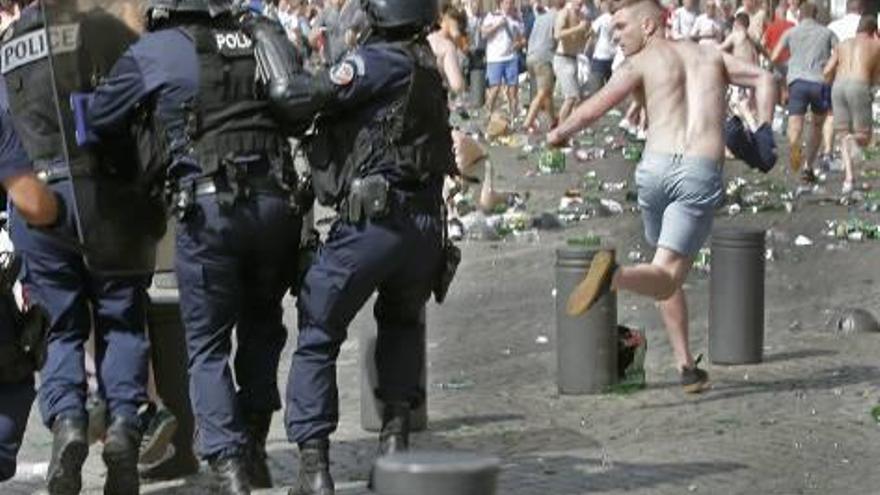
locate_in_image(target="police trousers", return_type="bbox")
[0,303,35,482]
[175,191,301,460]
[10,182,150,427]
[285,189,443,444]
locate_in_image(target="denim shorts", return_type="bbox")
[486,58,519,87]
[635,152,723,257]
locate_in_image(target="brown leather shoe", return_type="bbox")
[566,250,615,317]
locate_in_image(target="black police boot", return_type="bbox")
[289,439,334,495]
[244,413,273,488]
[47,416,88,495]
[102,416,142,495]
[378,401,411,456]
[209,456,251,495]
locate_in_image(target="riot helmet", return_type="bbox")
[360,0,438,31]
[146,0,236,29]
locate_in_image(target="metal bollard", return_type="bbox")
[372,451,501,495]
[555,247,618,394]
[469,68,486,109]
[709,228,766,364]
[360,309,428,432]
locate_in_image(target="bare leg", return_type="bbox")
[524,89,550,129]
[507,85,519,121]
[787,115,805,171]
[841,133,855,188]
[659,288,694,371]
[805,113,826,168]
[558,98,576,124]
[612,247,696,371]
[485,85,500,114]
[821,113,835,156]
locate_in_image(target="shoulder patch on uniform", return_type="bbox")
[329,60,356,86]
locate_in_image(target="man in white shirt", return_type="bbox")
[828,0,864,41]
[669,0,699,40]
[786,0,802,24]
[590,0,616,89]
[691,0,723,45]
[482,0,526,117]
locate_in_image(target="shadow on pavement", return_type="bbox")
[499,454,747,493]
[637,365,880,411]
[761,348,838,363]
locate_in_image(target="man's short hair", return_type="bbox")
[857,14,877,34]
[610,0,660,14]
[799,2,817,20]
[734,11,750,27]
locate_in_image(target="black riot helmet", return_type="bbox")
[360,0,438,31]
[146,0,236,28]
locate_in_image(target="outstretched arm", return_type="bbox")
[722,51,777,126]
[548,60,642,145]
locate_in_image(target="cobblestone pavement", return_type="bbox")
[5,123,880,494]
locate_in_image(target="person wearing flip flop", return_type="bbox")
[548,0,776,393]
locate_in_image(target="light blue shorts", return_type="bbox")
[635,152,723,257]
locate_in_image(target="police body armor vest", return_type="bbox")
[307,40,455,208]
[1,7,135,168]
[181,22,287,176]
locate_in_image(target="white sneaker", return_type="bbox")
[635,128,647,141]
[841,181,854,195]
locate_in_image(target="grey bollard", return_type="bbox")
[469,68,486,108]
[360,310,428,432]
[709,228,766,364]
[555,248,618,394]
[372,451,500,495]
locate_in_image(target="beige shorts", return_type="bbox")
[527,59,554,92]
[553,54,580,99]
[832,79,873,133]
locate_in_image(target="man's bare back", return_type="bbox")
[628,39,729,159]
[834,35,880,84]
[721,29,760,65]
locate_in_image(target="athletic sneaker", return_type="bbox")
[680,355,709,394]
[800,167,818,184]
[139,407,178,466]
[566,250,615,317]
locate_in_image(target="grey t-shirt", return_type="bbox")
[781,19,838,85]
[527,9,557,64]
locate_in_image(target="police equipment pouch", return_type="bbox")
[433,207,460,304]
[0,251,47,383]
[347,175,389,223]
[433,239,460,304]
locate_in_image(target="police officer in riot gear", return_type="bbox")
[0,89,57,484]
[84,1,305,493]
[247,0,457,493]
[2,1,155,493]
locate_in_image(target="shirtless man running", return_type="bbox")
[549,0,776,393]
[823,15,880,194]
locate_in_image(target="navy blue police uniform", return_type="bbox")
[0,106,36,483]
[86,10,303,488]
[2,3,150,440]
[280,45,449,444]
[247,1,457,490]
